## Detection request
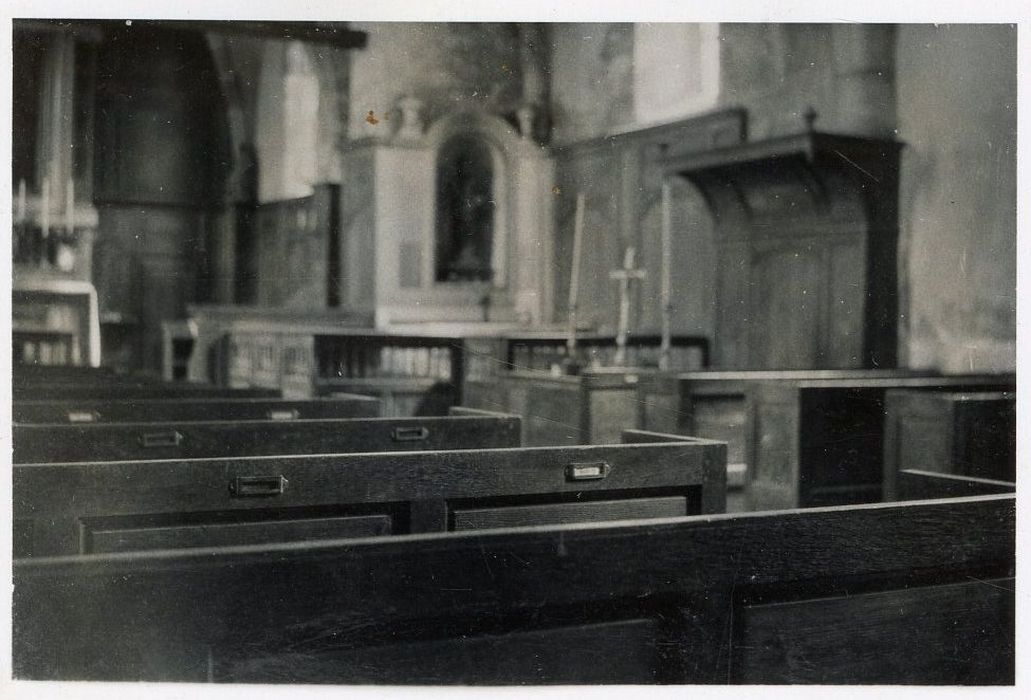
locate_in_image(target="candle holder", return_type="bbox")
[13,223,80,270]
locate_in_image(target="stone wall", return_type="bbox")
[348,23,525,141]
[546,23,1014,372]
[897,24,1017,372]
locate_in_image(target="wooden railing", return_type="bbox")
[314,334,464,416]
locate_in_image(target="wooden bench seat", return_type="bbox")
[14,439,726,557]
[12,494,1013,684]
[12,394,381,424]
[13,413,522,463]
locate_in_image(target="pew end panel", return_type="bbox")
[622,429,743,512]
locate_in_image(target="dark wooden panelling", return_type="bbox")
[13,495,1014,683]
[734,579,1014,684]
[222,618,662,685]
[94,26,228,206]
[89,514,394,554]
[551,110,745,333]
[664,132,902,369]
[452,496,688,530]
[254,185,340,309]
[91,25,232,373]
[749,245,823,368]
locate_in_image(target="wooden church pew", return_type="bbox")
[13,380,282,401]
[748,374,1015,510]
[12,394,381,424]
[636,368,940,479]
[882,389,1016,499]
[12,493,1013,684]
[14,440,726,558]
[12,364,117,383]
[13,414,523,463]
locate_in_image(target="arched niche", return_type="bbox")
[424,110,524,291]
[434,135,496,283]
[339,107,554,327]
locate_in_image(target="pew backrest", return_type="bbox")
[895,469,1015,501]
[13,414,523,464]
[12,394,381,424]
[14,440,727,557]
[14,381,282,400]
[13,494,1014,684]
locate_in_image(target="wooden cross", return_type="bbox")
[610,246,647,366]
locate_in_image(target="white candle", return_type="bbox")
[41,177,50,238]
[17,179,26,224]
[659,180,673,370]
[566,192,586,357]
[65,178,75,235]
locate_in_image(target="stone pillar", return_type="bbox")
[832,24,897,137]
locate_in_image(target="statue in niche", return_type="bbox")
[435,135,495,283]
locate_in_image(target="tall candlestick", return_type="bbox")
[17,179,26,224]
[65,177,75,236]
[566,192,586,361]
[41,177,50,239]
[659,180,673,371]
